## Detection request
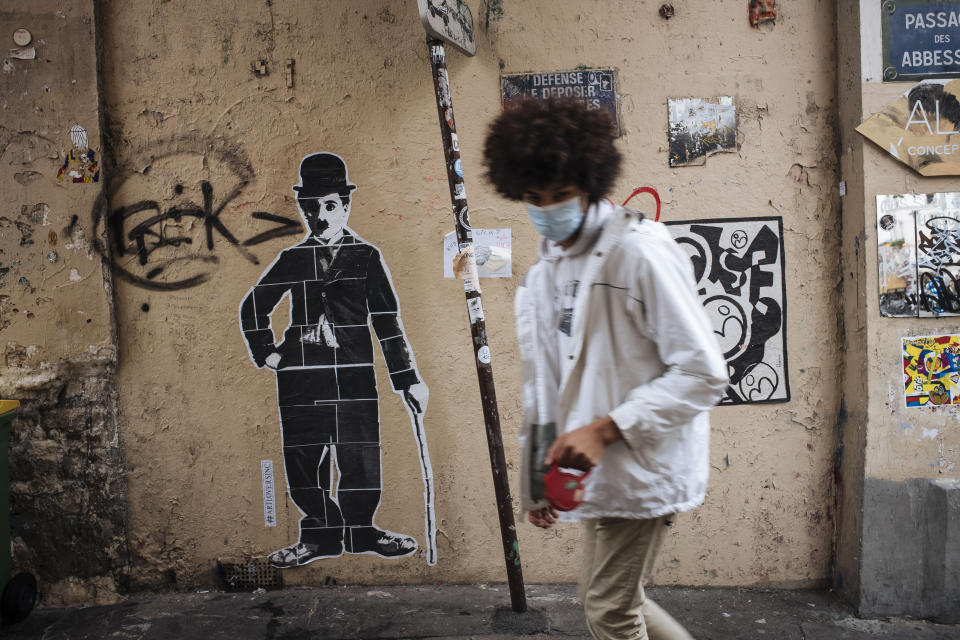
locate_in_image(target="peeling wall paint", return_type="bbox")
[1,2,128,607]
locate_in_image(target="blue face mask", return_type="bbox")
[524,195,585,242]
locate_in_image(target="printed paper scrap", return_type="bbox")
[443,228,511,278]
[903,334,960,407]
[668,97,737,168]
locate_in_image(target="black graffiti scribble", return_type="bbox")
[676,223,785,405]
[917,215,960,314]
[91,138,302,291]
[108,181,300,290]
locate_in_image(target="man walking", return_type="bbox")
[483,99,728,639]
[240,152,429,568]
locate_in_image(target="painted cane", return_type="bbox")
[409,409,437,565]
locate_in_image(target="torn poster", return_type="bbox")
[665,217,789,405]
[444,228,511,278]
[877,192,960,317]
[857,79,960,176]
[668,97,737,167]
[877,193,923,317]
[749,0,777,28]
[903,334,960,407]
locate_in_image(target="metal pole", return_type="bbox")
[426,37,527,613]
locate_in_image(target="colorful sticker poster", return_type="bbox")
[667,97,737,168]
[57,124,100,183]
[876,192,960,317]
[665,217,789,405]
[903,334,960,407]
[443,228,512,278]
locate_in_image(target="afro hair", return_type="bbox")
[482,97,622,204]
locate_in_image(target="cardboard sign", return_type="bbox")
[857,79,960,175]
[418,0,476,56]
[883,1,960,80]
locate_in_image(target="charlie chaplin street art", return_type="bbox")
[239,153,436,567]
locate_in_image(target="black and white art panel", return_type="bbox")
[665,217,790,405]
[239,153,435,568]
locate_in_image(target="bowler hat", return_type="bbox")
[293,153,357,198]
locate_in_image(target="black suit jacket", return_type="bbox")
[240,230,419,391]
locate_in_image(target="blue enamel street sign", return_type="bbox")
[883,1,960,80]
[500,69,621,134]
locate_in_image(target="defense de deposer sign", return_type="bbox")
[500,69,621,134]
[883,1,960,80]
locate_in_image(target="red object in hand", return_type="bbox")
[544,465,590,512]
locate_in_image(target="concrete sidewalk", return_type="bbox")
[3,584,959,639]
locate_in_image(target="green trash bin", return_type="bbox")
[0,400,36,626]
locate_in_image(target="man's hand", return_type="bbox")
[403,382,429,415]
[544,416,622,472]
[528,506,559,529]
[264,352,282,370]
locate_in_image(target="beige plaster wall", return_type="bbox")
[1,1,133,606]
[1,1,113,365]
[859,82,960,480]
[94,0,840,589]
[834,0,868,603]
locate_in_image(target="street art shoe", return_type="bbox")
[268,541,343,568]
[346,526,418,558]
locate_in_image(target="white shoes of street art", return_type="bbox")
[268,528,418,568]
[268,541,343,568]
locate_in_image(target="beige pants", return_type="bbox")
[580,516,694,640]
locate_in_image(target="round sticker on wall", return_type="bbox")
[454,158,463,177]
[477,345,491,364]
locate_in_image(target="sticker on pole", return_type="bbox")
[418,0,477,56]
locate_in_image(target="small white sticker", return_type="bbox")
[261,460,277,527]
[454,182,467,200]
[477,345,491,364]
[467,297,485,323]
[839,181,846,196]
[451,133,460,151]
[463,278,476,293]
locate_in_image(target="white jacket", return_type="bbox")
[515,203,729,520]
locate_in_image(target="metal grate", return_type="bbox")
[216,558,283,592]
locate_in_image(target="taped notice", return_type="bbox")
[261,460,277,527]
[444,228,512,278]
[453,244,482,294]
